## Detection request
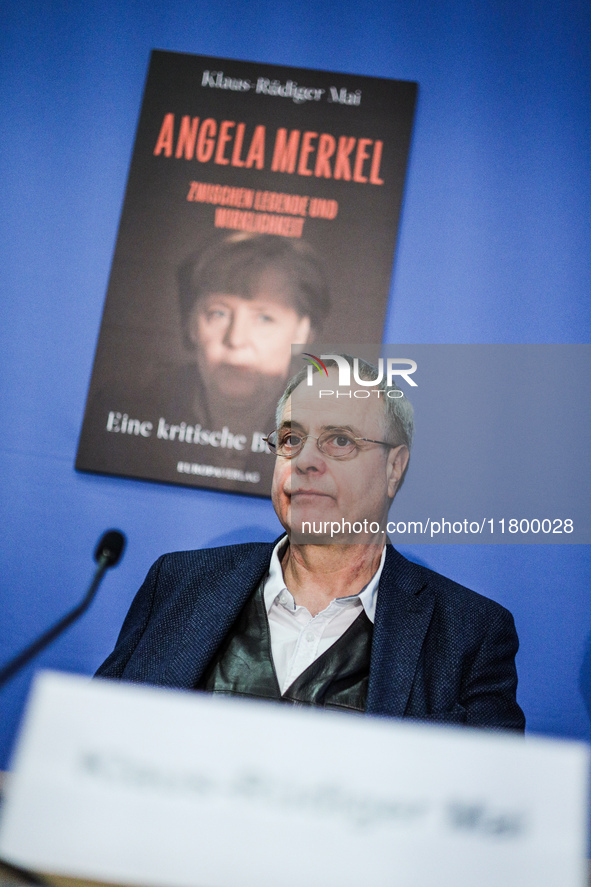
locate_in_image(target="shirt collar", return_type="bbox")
[263,536,386,624]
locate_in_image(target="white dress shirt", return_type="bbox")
[263,538,386,694]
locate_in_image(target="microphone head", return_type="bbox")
[94,530,126,567]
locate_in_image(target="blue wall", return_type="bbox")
[1,0,590,767]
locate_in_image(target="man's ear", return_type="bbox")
[386,445,410,499]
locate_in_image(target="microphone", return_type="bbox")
[0,530,126,689]
[94,530,125,568]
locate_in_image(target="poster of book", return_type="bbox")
[76,50,417,496]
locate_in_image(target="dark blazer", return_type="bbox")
[96,543,525,731]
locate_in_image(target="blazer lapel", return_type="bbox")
[367,547,435,717]
[161,543,276,688]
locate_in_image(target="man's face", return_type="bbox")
[271,368,409,542]
[189,291,311,399]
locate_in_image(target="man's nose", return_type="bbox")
[293,436,326,473]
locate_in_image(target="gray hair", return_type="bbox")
[275,354,414,450]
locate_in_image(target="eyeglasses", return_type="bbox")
[264,428,399,459]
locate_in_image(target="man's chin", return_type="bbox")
[291,499,342,543]
[290,504,388,544]
[291,494,336,518]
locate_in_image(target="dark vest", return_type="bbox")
[197,583,373,712]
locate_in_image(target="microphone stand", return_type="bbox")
[0,531,125,690]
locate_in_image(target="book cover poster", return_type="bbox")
[76,50,417,496]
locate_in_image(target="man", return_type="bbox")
[96,355,525,731]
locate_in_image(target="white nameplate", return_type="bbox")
[0,671,588,887]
